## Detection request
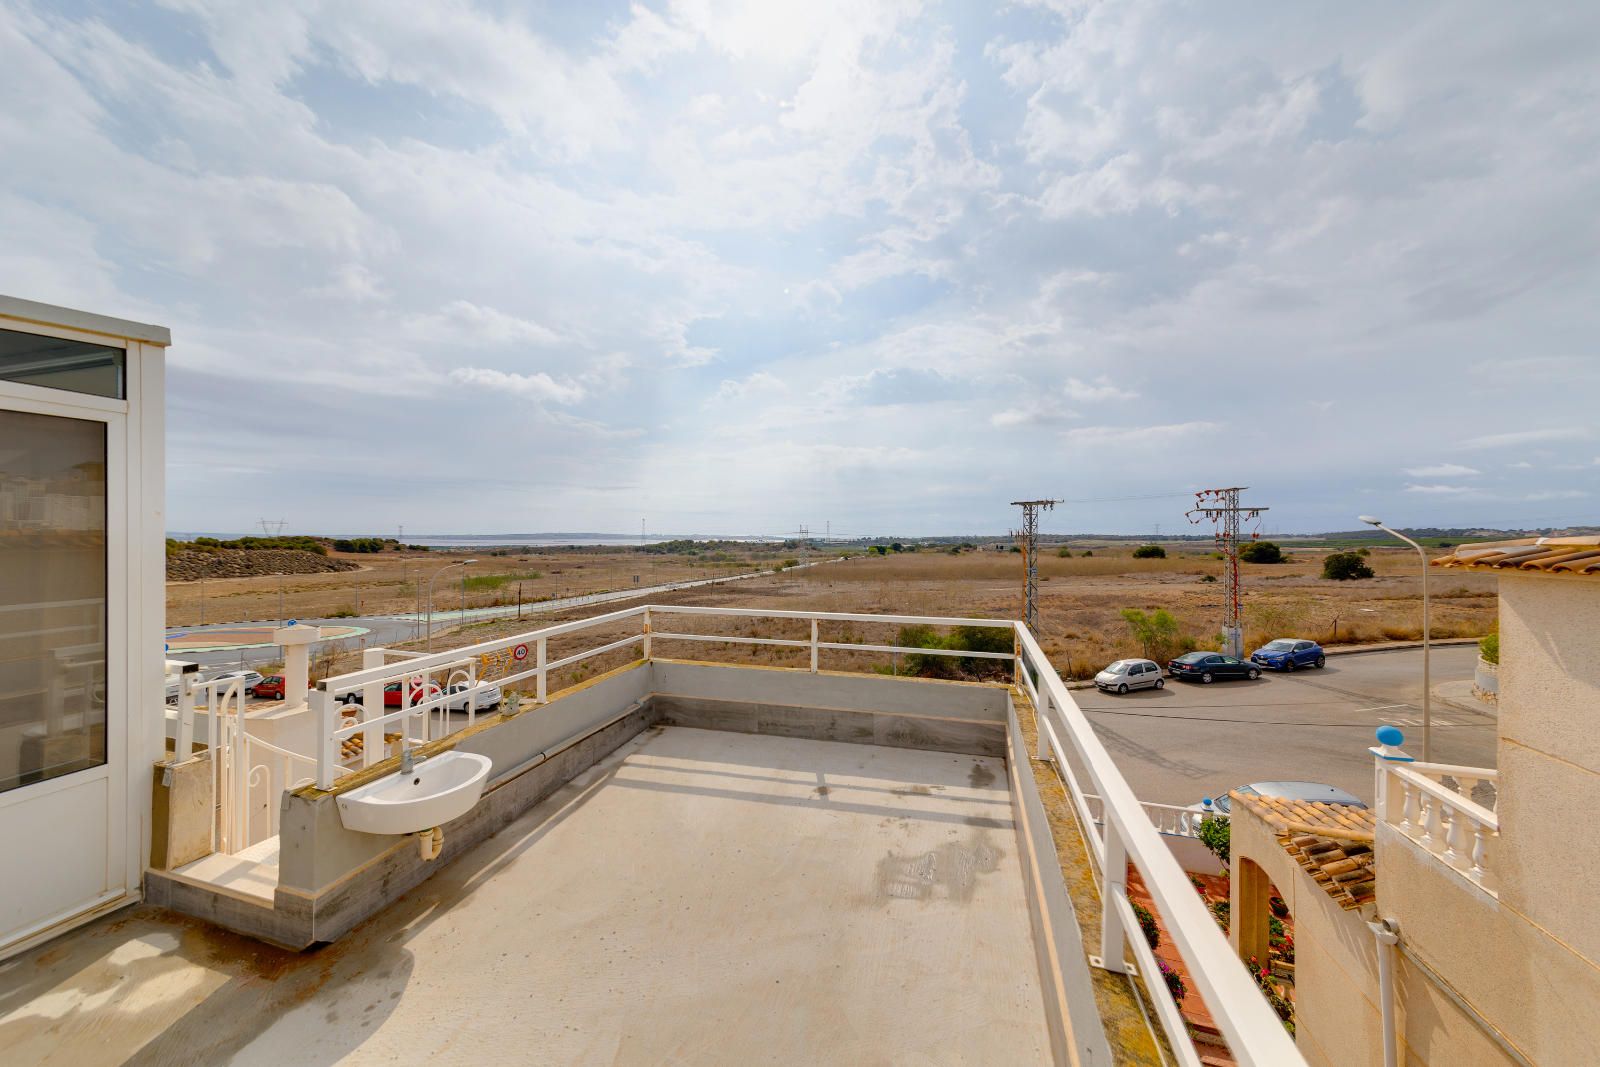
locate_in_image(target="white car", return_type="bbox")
[443,682,502,713]
[1094,658,1165,694]
[205,669,264,696]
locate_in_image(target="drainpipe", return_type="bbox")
[1369,917,1400,1067]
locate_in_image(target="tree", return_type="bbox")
[1120,607,1182,659]
[1322,551,1375,581]
[1056,547,1073,558]
[1239,540,1284,564]
[1132,544,1166,559]
[1198,817,1231,865]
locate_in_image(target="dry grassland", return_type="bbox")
[309,545,1496,690]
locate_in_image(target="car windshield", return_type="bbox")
[1106,661,1131,673]
[1263,640,1296,651]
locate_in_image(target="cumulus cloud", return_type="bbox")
[449,367,585,405]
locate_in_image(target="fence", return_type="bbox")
[1376,757,1499,896]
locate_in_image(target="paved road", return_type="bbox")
[1070,646,1492,808]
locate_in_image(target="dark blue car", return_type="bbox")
[1250,638,1326,671]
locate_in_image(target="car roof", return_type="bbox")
[1243,781,1366,807]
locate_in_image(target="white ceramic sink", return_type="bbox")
[337,751,493,835]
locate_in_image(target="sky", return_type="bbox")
[3,1,1598,538]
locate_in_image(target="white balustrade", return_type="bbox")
[1376,750,1498,895]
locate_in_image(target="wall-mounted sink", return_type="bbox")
[337,751,493,835]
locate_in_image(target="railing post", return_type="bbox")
[176,673,196,761]
[536,636,548,703]
[361,648,385,768]
[643,606,652,660]
[1096,817,1131,974]
[810,618,819,673]
[313,688,338,790]
[1035,682,1051,761]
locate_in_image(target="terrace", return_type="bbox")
[9,605,1304,1065]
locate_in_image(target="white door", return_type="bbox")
[0,341,132,954]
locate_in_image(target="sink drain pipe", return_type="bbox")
[417,826,444,861]
[1368,917,1399,1067]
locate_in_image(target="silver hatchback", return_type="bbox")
[1094,658,1165,694]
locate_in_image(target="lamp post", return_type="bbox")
[1360,516,1431,761]
[427,559,476,651]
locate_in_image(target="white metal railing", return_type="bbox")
[1083,793,1225,839]
[1018,624,1302,1066]
[1376,755,1499,896]
[306,604,1297,1063]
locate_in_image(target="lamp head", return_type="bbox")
[1359,515,1382,527]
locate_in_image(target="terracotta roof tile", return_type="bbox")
[1231,792,1377,911]
[1432,536,1600,576]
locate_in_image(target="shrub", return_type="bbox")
[1480,632,1499,665]
[1132,544,1166,559]
[1081,550,1093,557]
[1198,817,1231,865]
[1131,901,1161,951]
[1057,547,1073,558]
[1120,607,1182,660]
[1239,540,1284,564]
[1200,574,1218,583]
[1322,551,1375,581]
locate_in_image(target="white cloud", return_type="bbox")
[1403,484,1478,495]
[1062,376,1138,402]
[1525,490,1588,501]
[1062,421,1220,447]
[1459,427,1591,449]
[1403,463,1480,478]
[710,372,788,403]
[407,301,562,346]
[449,367,585,405]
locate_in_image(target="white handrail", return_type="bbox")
[1377,756,1498,894]
[1017,624,1302,1065]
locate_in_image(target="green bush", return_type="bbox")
[894,623,1011,681]
[1322,551,1375,581]
[1120,608,1183,660]
[1131,901,1161,951]
[1056,547,1072,558]
[1132,544,1166,559]
[1480,632,1499,665]
[333,537,386,553]
[1239,540,1284,564]
[1198,817,1231,865]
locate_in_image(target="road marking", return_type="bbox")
[1355,703,1409,713]
[1385,716,1458,728]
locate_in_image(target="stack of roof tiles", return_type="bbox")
[1231,792,1378,911]
[1431,536,1600,576]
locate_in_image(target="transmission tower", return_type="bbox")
[258,517,287,536]
[1186,488,1269,657]
[1010,499,1061,633]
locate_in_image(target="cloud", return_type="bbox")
[710,372,788,403]
[1062,376,1138,403]
[1403,484,1478,495]
[1403,463,1480,478]
[1062,421,1220,447]
[407,301,562,346]
[1458,427,1591,450]
[1525,490,1588,501]
[449,367,585,405]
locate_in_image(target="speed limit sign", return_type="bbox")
[513,643,529,661]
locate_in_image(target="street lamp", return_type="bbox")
[427,559,477,651]
[1360,516,1432,761]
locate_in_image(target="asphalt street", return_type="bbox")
[1069,645,1491,807]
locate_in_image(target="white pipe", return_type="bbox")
[1369,917,1400,1067]
[418,826,443,861]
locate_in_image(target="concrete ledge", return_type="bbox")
[654,694,1004,757]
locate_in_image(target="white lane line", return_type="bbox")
[1356,703,1409,713]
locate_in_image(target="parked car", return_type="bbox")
[250,674,310,700]
[334,680,445,708]
[1094,658,1165,694]
[443,682,502,713]
[1167,651,1260,683]
[1249,638,1326,671]
[1192,781,1367,815]
[205,669,264,696]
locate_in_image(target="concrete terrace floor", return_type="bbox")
[0,727,1053,1066]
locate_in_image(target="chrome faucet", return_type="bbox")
[399,737,422,775]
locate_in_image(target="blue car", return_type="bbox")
[1250,638,1325,671]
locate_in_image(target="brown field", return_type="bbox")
[281,544,1497,691]
[166,548,768,627]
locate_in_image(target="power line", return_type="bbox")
[1186,487,1268,658]
[1010,498,1061,633]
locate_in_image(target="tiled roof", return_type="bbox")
[1431,536,1600,576]
[1231,792,1377,911]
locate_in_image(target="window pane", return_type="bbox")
[0,410,107,792]
[0,328,125,400]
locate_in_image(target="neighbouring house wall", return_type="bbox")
[1496,573,1600,967]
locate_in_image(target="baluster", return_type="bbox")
[1421,793,1443,851]
[1442,803,1465,866]
[1397,780,1414,832]
[1469,824,1489,884]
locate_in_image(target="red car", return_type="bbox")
[252,675,311,700]
[383,680,443,708]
